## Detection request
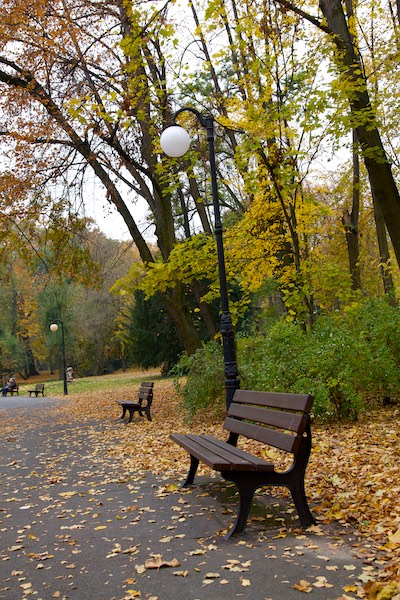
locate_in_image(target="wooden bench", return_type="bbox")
[115,381,154,423]
[28,383,45,397]
[170,389,316,537]
[4,385,19,396]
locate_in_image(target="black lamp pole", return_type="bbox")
[169,107,240,410]
[50,320,68,395]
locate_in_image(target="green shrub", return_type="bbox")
[342,298,400,403]
[175,298,400,421]
[173,342,225,418]
[238,319,364,420]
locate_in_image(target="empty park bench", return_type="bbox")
[28,383,45,397]
[115,381,154,423]
[170,389,316,537]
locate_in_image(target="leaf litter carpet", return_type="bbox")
[0,380,399,599]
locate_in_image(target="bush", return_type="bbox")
[241,308,400,420]
[175,298,400,421]
[173,342,225,418]
[342,298,400,403]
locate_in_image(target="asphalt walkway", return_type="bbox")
[0,396,374,599]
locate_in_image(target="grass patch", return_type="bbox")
[17,368,163,397]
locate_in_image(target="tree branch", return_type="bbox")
[274,0,331,34]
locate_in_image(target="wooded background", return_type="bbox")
[1,0,399,416]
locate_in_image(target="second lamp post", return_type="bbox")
[50,320,68,395]
[160,107,240,410]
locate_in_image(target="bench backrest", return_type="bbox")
[138,381,154,405]
[35,384,44,392]
[224,389,314,455]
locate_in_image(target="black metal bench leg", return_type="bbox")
[289,481,316,527]
[287,428,316,527]
[226,477,257,538]
[145,407,152,421]
[181,455,199,487]
[121,407,127,420]
[127,408,135,423]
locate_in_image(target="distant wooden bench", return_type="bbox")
[115,381,154,423]
[170,389,316,537]
[28,383,45,397]
[4,385,19,396]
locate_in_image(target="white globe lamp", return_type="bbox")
[50,323,58,332]
[160,125,191,157]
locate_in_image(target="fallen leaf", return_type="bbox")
[389,529,400,544]
[293,580,313,593]
[313,576,333,588]
[145,555,180,569]
[135,564,146,574]
[343,585,358,592]
[20,583,32,590]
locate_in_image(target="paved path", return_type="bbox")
[0,398,373,599]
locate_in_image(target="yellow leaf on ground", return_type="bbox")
[293,580,313,593]
[145,555,180,569]
[389,529,400,544]
[343,585,358,592]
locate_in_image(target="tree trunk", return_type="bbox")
[342,130,361,291]
[372,194,396,302]
[178,190,218,339]
[163,284,202,355]
[191,280,218,340]
[25,344,39,377]
[319,0,400,269]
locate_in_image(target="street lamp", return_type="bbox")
[160,107,240,410]
[50,321,68,395]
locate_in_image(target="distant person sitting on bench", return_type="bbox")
[2,376,17,396]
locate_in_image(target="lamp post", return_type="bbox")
[50,321,68,395]
[160,107,240,410]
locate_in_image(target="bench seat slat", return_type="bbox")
[171,433,232,470]
[200,435,274,470]
[233,389,313,413]
[116,400,141,407]
[228,404,308,433]
[224,417,301,453]
[170,433,275,471]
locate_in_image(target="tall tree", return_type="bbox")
[342,130,361,292]
[0,0,203,353]
[276,0,400,268]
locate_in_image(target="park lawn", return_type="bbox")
[16,367,163,397]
